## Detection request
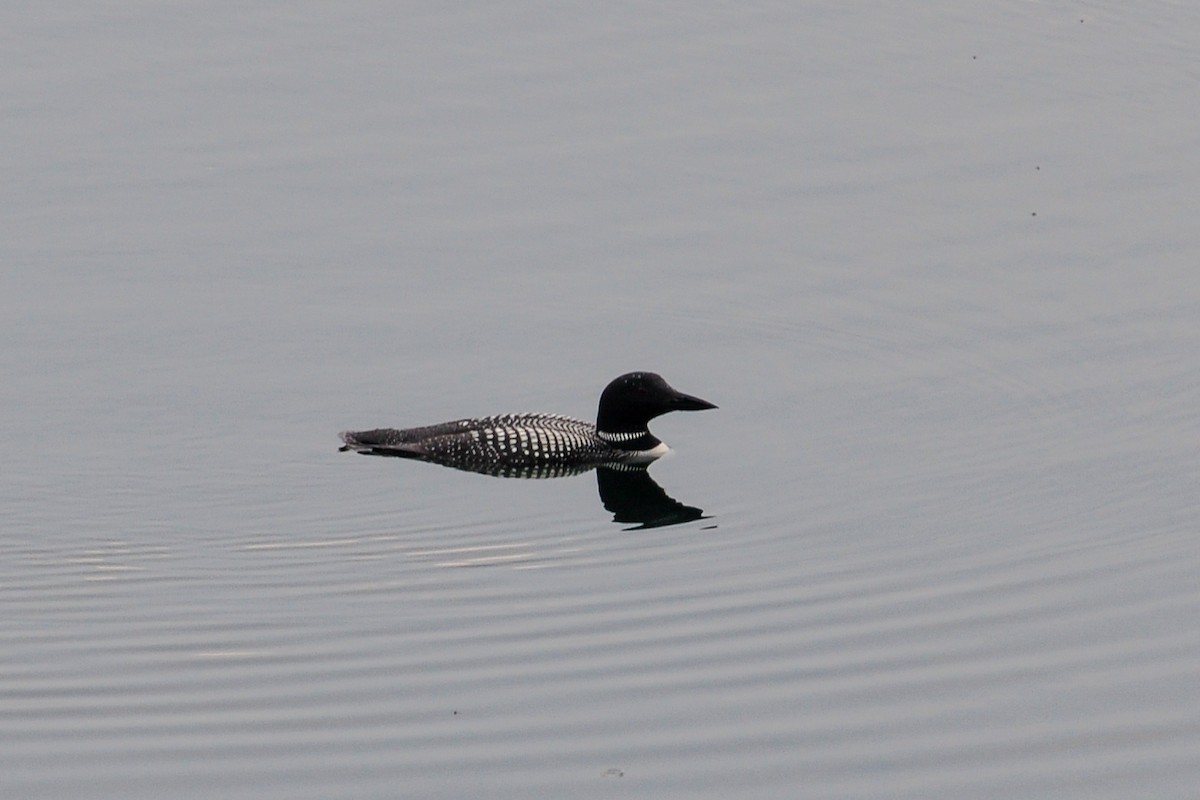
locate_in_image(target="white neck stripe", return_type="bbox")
[597,429,645,442]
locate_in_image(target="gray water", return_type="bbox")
[4,3,1199,798]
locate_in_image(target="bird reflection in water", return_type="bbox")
[343,450,707,530]
[593,465,706,530]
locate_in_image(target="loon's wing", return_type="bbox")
[339,413,606,469]
[338,415,569,457]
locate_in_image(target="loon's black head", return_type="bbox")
[595,372,717,434]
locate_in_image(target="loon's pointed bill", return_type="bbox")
[670,391,718,412]
[339,371,716,475]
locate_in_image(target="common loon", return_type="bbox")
[338,372,716,475]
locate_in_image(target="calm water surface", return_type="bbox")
[4,2,1199,798]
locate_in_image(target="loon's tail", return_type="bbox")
[338,429,429,459]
